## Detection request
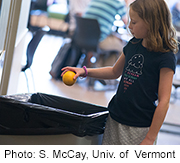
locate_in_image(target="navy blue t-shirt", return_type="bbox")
[108,37,176,127]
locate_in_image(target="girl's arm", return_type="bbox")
[61,52,126,80]
[140,68,174,145]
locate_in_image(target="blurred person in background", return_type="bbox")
[68,0,91,36]
[83,0,128,53]
[171,1,180,31]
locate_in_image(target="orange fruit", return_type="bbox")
[62,71,76,86]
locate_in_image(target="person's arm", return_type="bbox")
[87,53,125,79]
[140,68,174,145]
[61,52,126,80]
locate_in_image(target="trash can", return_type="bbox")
[0,93,108,145]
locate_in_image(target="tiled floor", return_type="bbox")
[17,32,180,145]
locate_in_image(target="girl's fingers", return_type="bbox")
[61,67,77,77]
[61,69,69,76]
[74,73,80,80]
[61,67,82,79]
[61,66,71,71]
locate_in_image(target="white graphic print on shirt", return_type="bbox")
[123,54,144,92]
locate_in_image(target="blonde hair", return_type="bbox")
[130,0,179,54]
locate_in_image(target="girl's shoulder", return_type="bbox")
[160,51,176,62]
[123,37,142,53]
[158,51,177,73]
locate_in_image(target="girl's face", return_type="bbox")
[128,8,149,44]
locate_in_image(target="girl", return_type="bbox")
[61,0,179,145]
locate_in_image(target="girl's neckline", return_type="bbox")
[131,38,147,49]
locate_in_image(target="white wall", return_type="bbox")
[0,0,31,95]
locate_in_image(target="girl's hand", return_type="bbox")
[140,137,155,145]
[61,67,86,80]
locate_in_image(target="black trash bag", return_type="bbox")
[0,93,108,137]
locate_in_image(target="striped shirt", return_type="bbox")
[83,0,127,41]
